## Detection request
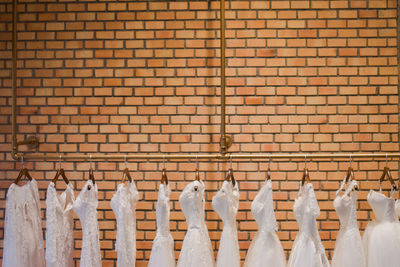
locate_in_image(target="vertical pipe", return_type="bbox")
[11,0,19,160]
[220,0,227,154]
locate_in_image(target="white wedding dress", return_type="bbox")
[288,182,330,267]
[3,179,45,267]
[110,181,139,267]
[177,180,215,267]
[212,180,240,267]
[73,180,102,267]
[396,199,400,217]
[46,182,75,267]
[363,188,400,267]
[149,183,175,267]
[244,179,286,267]
[331,180,365,267]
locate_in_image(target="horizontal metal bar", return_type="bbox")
[20,153,400,161]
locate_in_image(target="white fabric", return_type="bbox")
[363,189,400,267]
[149,184,175,267]
[331,180,365,267]
[110,181,139,267]
[288,182,330,267]
[3,179,45,267]
[212,181,240,267]
[396,199,400,218]
[73,180,102,267]
[46,182,75,267]
[244,179,286,267]
[177,180,215,267]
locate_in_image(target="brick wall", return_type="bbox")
[0,0,399,266]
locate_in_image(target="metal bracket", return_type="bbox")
[17,135,40,149]
[220,135,232,155]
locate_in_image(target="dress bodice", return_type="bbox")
[212,181,239,228]
[368,190,398,222]
[251,179,277,232]
[156,184,171,235]
[294,183,320,237]
[179,180,205,230]
[334,180,358,230]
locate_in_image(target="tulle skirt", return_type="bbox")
[332,227,365,267]
[244,230,286,267]
[288,234,330,267]
[363,221,400,267]
[149,234,175,267]
[216,228,240,267]
[177,228,215,267]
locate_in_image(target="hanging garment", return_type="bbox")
[244,179,286,267]
[3,179,45,267]
[331,180,365,267]
[177,180,215,267]
[363,189,400,267]
[212,180,240,267]
[288,182,330,267]
[149,183,175,267]
[110,181,139,267]
[396,199,400,217]
[46,182,75,267]
[72,180,102,267]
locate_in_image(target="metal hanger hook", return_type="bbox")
[124,154,128,169]
[268,155,272,169]
[230,154,233,169]
[349,154,352,168]
[163,155,166,169]
[386,153,388,167]
[304,155,307,169]
[196,155,199,169]
[59,154,62,170]
[89,154,93,169]
[21,154,24,169]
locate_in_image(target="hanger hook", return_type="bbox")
[163,155,166,169]
[230,154,233,169]
[349,154,352,168]
[268,155,272,169]
[196,155,199,169]
[304,155,307,169]
[59,154,62,170]
[385,153,388,167]
[21,154,24,169]
[90,154,93,169]
[124,154,128,169]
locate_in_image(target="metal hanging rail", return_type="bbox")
[10,1,400,162]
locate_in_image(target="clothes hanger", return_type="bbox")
[301,155,311,185]
[88,155,95,190]
[344,154,358,190]
[161,156,168,185]
[225,154,236,186]
[379,154,397,191]
[195,155,200,182]
[52,155,69,185]
[266,156,271,181]
[121,155,132,183]
[14,155,33,184]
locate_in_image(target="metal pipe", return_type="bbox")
[21,153,400,161]
[219,0,228,154]
[11,0,19,160]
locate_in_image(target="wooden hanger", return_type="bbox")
[14,167,33,184]
[380,166,397,190]
[301,168,311,185]
[89,168,95,184]
[52,168,69,185]
[225,168,236,187]
[266,157,272,180]
[161,168,168,185]
[14,155,33,185]
[345,166,358,191]
[121,167,132,183]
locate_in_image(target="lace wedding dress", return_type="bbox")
[73,180,102,267]
[331,180,365,267]
[363,188,400,267]
[149,183,175,267]
[288,182,330,267]
[46,182,75,267]
[244,179,286,267]
[3,179,45,267]
[111,181,139,267]
[177,180,215,267]
[212,180,240,267]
